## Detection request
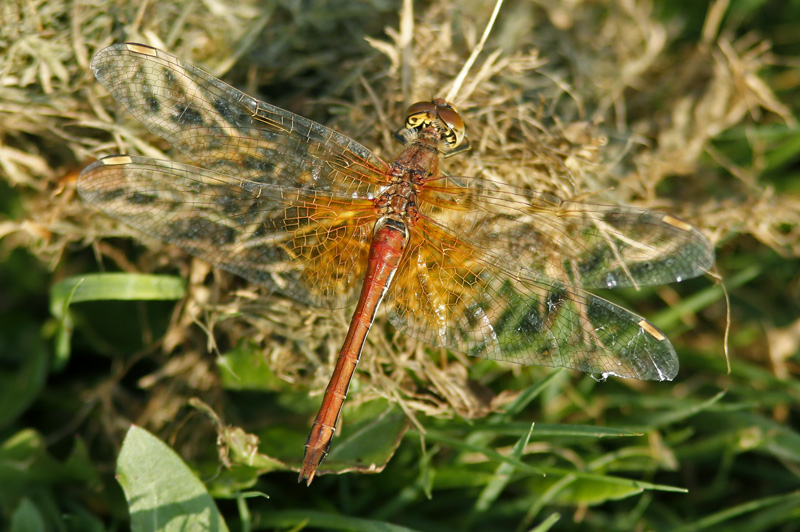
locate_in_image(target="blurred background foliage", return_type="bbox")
[1,0,799,530]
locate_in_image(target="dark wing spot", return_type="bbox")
[244,156,276,173]
[215,194,240,215]
[146,96,160,113]
[544,288,566,316]
[95,188,125,202]
[129,192,156,205]
[169,218,236,246]
[516,304,544,335]
[173,104,204,126]
[213,98,251,127]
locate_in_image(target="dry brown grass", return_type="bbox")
[1,0,796,477]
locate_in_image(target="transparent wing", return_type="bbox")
[81,43,715,380]
[90,43,390,195]
[419,175,714,290]
[78,155,376,308]
[383,176,714,381]
[388,218,678,381]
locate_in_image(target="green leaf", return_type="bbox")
[0,430,99,524]
[258,510,423,531]
[652,265,760,331]
[540,472,685,505]
[0,328,47,428]
[217,340,288,391]
[474,422,643,439]
[490,369,564,421]
[322,400,410,475]
[49,273,185,368]
[9,498,45,532]
[116,425,229,532]
[414,428,545,479]
[645,390,727,427]
[253,396,409,478]
[670,490,800,532]
[529,513,562,532]
[50,273,186,310]
[0,429,97,490]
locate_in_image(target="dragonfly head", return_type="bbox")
[401,99,468,155]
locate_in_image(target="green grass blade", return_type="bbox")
[671,491,800,532]
[258,510,424,531]
[50,273,186,311]
[49,273,186,368]
[471,423,535,517]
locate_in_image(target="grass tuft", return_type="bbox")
[0,0,798,530]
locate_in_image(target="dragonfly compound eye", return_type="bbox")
[432,100,466,151]
[404,100,466,152]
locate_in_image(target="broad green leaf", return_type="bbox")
[9,498,45,532]
[321,400,410,475]
[116,425,229,532]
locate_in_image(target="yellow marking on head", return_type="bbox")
[101,155,134,165]
[638,319,665,341]
[662,214,693,232]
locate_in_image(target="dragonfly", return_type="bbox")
[78,43,714,485]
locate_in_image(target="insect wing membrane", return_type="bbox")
[88,43,389,197]
[382,176,713,381]
[78,155,377,308]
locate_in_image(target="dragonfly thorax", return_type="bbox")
[375,178,420,226]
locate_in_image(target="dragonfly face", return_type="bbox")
[401,98,467,152]
[77,43,715,485]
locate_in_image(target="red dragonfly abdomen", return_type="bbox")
[299,102,459,483]
[76,45,715,486]
[299,217,409,484]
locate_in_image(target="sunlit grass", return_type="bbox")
[1,0,798,530]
